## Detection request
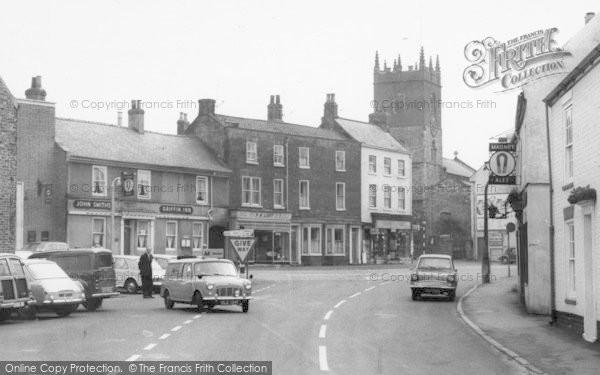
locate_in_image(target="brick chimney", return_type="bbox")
[320,93,338,129]
[268,95,283,121]
[128,100,144,133]
[198,99,216,116]
[177,112,190,134]
[585,12,595,24]
[25,76,46,101]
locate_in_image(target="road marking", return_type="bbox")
[319,325,327,338]
[171,326,182,332]
[319,346,329,371]
[159,334,170,340]
[334,300,346,308]
[183,320,193,324]
[349,292,361,298]
[365,286,376,292]
[380,281,390,286]
[144,343,157,351]
[126,354,141,362]
[193,314,202,319]
[323,310,333,320]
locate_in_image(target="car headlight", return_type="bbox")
[244,282,252,290]
[234,289,240,297]
[206,282,214,290]
[446,275,456,283]
[410,273,418,281]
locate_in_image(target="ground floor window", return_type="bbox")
[92,218,105,247]
[137,220,150,251]
[326,226,345,255]
[166,221,177,252]
[192,222,203,251]
[302,225,321,255]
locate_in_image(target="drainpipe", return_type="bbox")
[207,173,215,251]
[545,102,556,323]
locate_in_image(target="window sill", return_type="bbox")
[274,205,286,210]
[92,193,108,198]
[299,165,310,169]
[565,298,577,305]
[562,182,574,191]
[368,206,377,210]
[273,164,285,168]
[241,204,263,208]
[397,175,406,179]
[195,201,208,206]
[336,208,346,211]
[325,253,346,256]
[246,160,259,165]
[368,172,377,176]
[137,196,151,200]
[383,174,392,178]
[299,207,311,210]
[336,169,346,172]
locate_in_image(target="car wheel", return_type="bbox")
[193,291,204,311]
[448,291,456,302]
[19,305,37,320]
[0,309,11,321]
[163,290,174,310]
[411,290,418,301]
[56,305,77,317]
[242,300,249,313]
[125,279,139,294]
[83,298,102,311]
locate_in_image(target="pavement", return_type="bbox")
[460,269,600,375]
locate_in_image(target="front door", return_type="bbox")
[350,227,360,264]
[291,225,300,265]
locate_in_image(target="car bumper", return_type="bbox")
[90,292,120,298]
[204,296,253,301]
[0,300,28,309]
[410,281,456,290]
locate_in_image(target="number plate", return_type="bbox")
[220,300,235,305]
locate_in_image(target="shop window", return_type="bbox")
[336,183,345,210]
[137,220,150,250]
[242,176,261,207]
[299,147,310,168]
[92,218,105,247]
[166,221,177,251]
[273,179,284,208]
[196,176,208,205]
[246,141,258,164]
[137,170,151,199]
[273,145,284,166]
[302,226,321,255]
[299,180,310,209]
[326,227,345,255]
[192,222,203,250]
[369,155,377,174]
[92,165,107,197]
[335,151,345,171]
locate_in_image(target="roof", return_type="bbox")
[419,254,452,259]
[167,257,233,264]
[55,118,231,174]
[334,117,409,153]
[214,114,348,141]
[443,157,475,178]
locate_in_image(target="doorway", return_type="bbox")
[123,219,132,255]
[583,213,597,342]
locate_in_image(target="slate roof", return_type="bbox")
[55,118,231,173]
[443,157,475,179]
[334,117,409,153]
[214,114,348,141]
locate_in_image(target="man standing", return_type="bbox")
[138,247,154,298]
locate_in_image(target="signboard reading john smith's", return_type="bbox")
[73,200,112,210]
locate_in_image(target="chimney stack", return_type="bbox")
[117,111,123,127]
[128,100,145,133]
[177,112,190,134]
[25,76,47,101]
[320,93,338,129]
[267,95,283,121]
[198,99,216,116]
[585,12,595,24]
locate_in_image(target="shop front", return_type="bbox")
[365,214,413,263]
[229,210,293,264]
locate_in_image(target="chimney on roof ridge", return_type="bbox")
[128,99,145,134]
[585,12,595,24]
[25,75,47,101]
[198,99,216,116]
[320,93,338,130]
[117,111,123,127]
[267,94,283,121]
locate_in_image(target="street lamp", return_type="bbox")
[110,177,121,253]
[482,162,491,284]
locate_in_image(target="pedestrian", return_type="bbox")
[138,247,154,298]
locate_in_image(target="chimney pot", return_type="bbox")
[585,12,595,24]
[198,99,216,116]
[117,111,123,127]
[25,75,47,101]
[321,93,338,129]
[128,99,145,133]
[268,94,283,121]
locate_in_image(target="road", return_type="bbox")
[0,261,523,375]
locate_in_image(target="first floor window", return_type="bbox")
[369,184,377,208]
[302,226,321,255]
[273,145,284,166]
[137,169,151,199]
[192,222,203,250]
[398,187,406,210]
[336,182,345,210]
[326,227,345,255]
[166,221,177,251]
[369,155,376,173]
[398,160,406,177]
[335,151,345,171]
[566,221,576,296]
[299,147,310,168]
[384,157,392,175]
[137,220,150,249]
[384,187,391,209]
[299,180,310,209]
[273,179,284,208]
[92,218,105,247]
[92,165,107,196]
[246,141,258,164]
[242,176,261,206]
[196,176,208,204]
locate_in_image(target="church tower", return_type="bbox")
[369,48,443,231]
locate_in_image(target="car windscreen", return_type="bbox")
[194,262,237,277]
[418,258,452,270]
[53,255,92,272]
[155,258,169,269]
[96,254,113,268]
[27,263,69,280]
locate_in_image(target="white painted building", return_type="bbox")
[334,118,412,262]
[545,39,600,342]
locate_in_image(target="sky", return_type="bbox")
[1,0,598,168]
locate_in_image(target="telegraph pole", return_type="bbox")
[482,181,490,284]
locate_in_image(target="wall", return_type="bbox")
[0,77,17,252]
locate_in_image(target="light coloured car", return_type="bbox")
[160,258,252,313]
[22,259,85,317]
[410,254,458,301]
[152,254,177,271]
[15,251,33,260]
[20,242,69,252]
[113,255,166,294]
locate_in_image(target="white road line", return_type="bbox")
[334,300,346,308]
[323,310,333,320]
[171,326,182,332]
[159,334,170,340]
[364,286,376,292]
[183,320,193,324]
[380,281,390,286]
[319,325,327,338]
[319,346,329,371]
[193,314,202,319]
[349,292,361,298]
[144,343,157,351]
[126,354,141,362]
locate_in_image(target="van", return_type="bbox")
[113,255,165,294]
[0,254,31,321]
[29,248,119,311]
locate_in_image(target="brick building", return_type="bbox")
[185,96,362,265]
[0,75,17,253]
[369,49,473,255]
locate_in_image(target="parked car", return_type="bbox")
[21,259,85,317]
[497,248,516,264]
[152,254,177,271]
[0,254,31,321]
[28,248,119,311]
[15,251,33,260]
[160,258,252,313]
[113,255,166,294]
[20,242,69,252]
[410,254,458,301]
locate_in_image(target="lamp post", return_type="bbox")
[482,162,491,284]
[110,177,121,253]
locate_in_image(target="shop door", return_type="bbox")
[290,226,300,264]
[254,230,272,263]
[124,220,132,255]
[350,227,360,264]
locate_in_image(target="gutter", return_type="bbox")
[544,102,556,323]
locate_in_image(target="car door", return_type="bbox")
[7,257,29,300]
[169,263,185,301]
[179,263,195,303]
[0,257,16,302]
